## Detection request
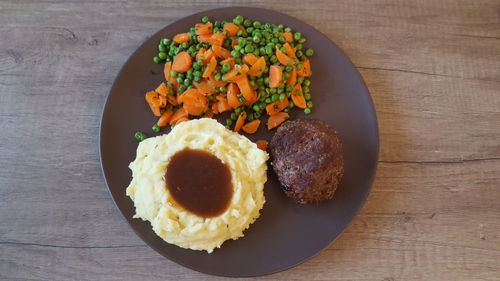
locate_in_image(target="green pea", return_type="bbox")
[193,70,201,77]
[305,93,312,100]
[305,48,314,56]
[201,16,209,23]
[270,55,277,63]
[235,107,242,114]
[264,77,270,85]
[247,113,254,121]
[214,21,221,28]
[233,15,244,25]
[283,108,290,113]
[181,42,189,49]
[158,52,167,60]
[254,112,261,119]
[296,63,303,70]
[217,86,225,92]
[285,65,293,73]
[170,70,178,78]
[244,45,254,53]
[271,93,279,101]
[243,19,252,27]
[297,77,304,84]
[165,57,171,62]
[177,72,185,79]
[178,85,186,94]
[222,63,231,73]
[231,50,240,57]
[229,113,237,120]
[304,108,311,114]
[296,43,303,50]
[299,37,306,43]
[176,77,183,84]
[259,102,266,110]
[293,32,301,40]
[252,21,261,28]
[158,44,166,52]
[187,69,193,76]
[265,97,271,103]
[193,76,201,82]
[279,93,286,101]
[183,78,191,86]
[288,101,295,108]
[303,87,310,94]
[252,104,260,112]
[278,36,286,43]
[235,57,242,64]
[134,132,148,141]
[286,85,293,92]
[161,38,170,45]
[253,49,260,56]
[152,124,160,132]
[239,96,246,103]
[237,29,243,36]
[278,24,284,31]
[153,56,160,64]
[284,27,292,33]
[247,27,254,34]
[280,46,287,53]
[307,101,313,108]
[226,118,233,126]
[252,36,261,43]
[215,73,222,81]
[239,48,245,54]
[187,85,194,89]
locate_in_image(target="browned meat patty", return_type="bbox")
[269,119,344,204]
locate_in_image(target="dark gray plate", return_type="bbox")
[100,7,378,277]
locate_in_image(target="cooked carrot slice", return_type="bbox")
[223,23,239,37]
[255,140,268,151]
[195,22,213,35]
[283,43,296,58]
[166,94,178,106]
[164,62,176,85]
[216,96,232,113]
[280,32,294,43]
[193,79,216,95]
[265,97,289,115]
[243,53,259,65]
[173,33,190,44]
[174,116,189,125]
[159,95,167,108]
[296,60,311,77]
[196,47,206,62]
[224,64,249,82]
[242,120,260,134]
[178,88,208,116]
[209,33,225,46]
[212,45,230,59]
[269,65,283,88]
[202,49,214,65]
[286,67,296,86]
[219,57,235,67]
[198,34,212,44]
[172,51,192,73]
[145,91,161,116]
[203,56,217,78]
[276,47,294,66]
[235,75,257,105]
[155,82,168,96]
[248,56,266,76]
[291,83,307,109]
[227,83,243,108]
[267,112,289,130]
[157,109,174,126]
[234,112,247,132]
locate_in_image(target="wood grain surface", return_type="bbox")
[1,0,499,280]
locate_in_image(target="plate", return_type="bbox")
[100,7,379,277]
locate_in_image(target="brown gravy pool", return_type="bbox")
[165,148,233,218]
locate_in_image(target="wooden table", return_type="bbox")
[1,1,499,280]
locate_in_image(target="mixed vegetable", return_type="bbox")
[136,15,314,141]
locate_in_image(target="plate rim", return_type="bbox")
[99,6,379,277]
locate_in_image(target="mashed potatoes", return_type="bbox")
[126,118,268,253]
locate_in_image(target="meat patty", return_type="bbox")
[269,119,344,204]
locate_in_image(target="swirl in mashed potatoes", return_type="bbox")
[126,118,268,253]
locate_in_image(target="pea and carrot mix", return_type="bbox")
[137,15,314,141]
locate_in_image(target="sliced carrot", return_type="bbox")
[145,91,161,116]
[296,59,311,77]
[172,51,192,73]
[223,23,239,37]
[178,88,208,116]
[208,74,227,88]
[216,96,232,113]
[280,32,294,43]
[248,56,266,76]
[283,43,296,58]
[269,65,283,88]
[174,117,189,125]
[198,34,212,44]
[235,75,257,105]
[193,79,216,95]
[291,83,307,109]
[159,95,167,108]
[267,112,289,130]
[242,120,260,134]
[202,56,217,78]
[276,47,294,66]
[224,64,249,82]
[212,45,230,59]
[166,94,178,106]
[208,33,225,46]
[219,57,235,67]
[164,62,176,85]
[155,82,168,96]
[255,140,268,151]
[157,109,174,126]
[202,49,214,65]
[173,33,190,44]
[211,102,219,114]
[226,85,242,109]
[195,22,213,35]
[243,53,258,66]
[234,111,247,132]
[286,67,296,86]
[203,111,214,118]
[265,97,289,115]
[196,47,206,62]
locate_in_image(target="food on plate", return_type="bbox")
[269,119,344,204]
[126,118,268,253]
[140,15,315,138]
